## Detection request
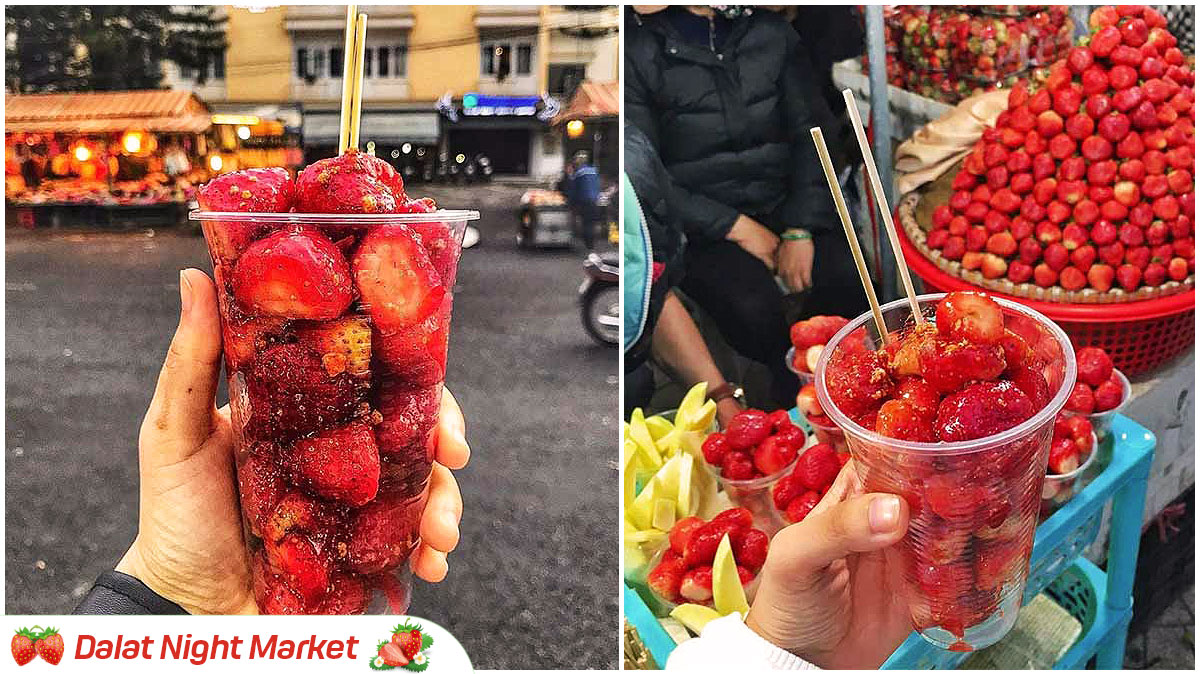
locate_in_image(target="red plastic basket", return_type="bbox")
[897,223,1195,376]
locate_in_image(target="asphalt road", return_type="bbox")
[5,183,619,669]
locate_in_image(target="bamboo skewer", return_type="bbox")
[337,5,359,155]
[347,13,369,152]
[842,88,925,326]
[810,126,888,341]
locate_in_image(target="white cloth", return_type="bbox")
[665,613,817,671]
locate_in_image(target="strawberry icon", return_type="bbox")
[35,628,63,665]
[397,629,421,660]
[378,642,409,667]
[12,628,36,666]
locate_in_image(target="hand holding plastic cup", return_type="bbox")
[815,293,1076,651]
[193,159,478,614]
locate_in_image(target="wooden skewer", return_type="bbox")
[842,88,925,326]
[810,126,888,341]
[337,5,358,155]
[347,13,369,152]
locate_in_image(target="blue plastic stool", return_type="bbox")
[624,414,1156,670]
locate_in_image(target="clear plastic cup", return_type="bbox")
[815,293,1076,652]
[784,346,816,385]
[711,452,803,537]
[191,209,479,614]
[803,414,847,453]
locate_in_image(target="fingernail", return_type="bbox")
[869,495,900,534]
[179,270,194,313]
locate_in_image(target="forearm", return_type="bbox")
[651,292,728,392]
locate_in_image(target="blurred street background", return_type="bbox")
[6,5,619,670]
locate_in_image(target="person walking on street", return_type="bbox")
[567,152,602,250]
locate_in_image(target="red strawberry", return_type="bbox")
[752,435,797,477]
[669,516,706,555]
[374,384,440,496]
[825,349,894,416]
[679,566,714,602]
[936,291,1003,345]
[1088,264,1116,292]
[1008,363,1052,408]
[12,629,36,666]
[1076,347,1114,388]
[238,449,286,537]
[379,642,411,667]
[725,410,772,451]
[701,432,731,466]
[1008,259,1033,284]
[34,629,63,666]
[792,443,841,491]
[876,399,936,442]
[731,528,769,571]
[262,490,332,543]
[1116,263,1143,291]
[374,307,451,389]
[920,337,1006,393]
[1094,376,1126,411]
[354,225,445,332]
[935,381,1035,442]
[232,226,354,320]
[711,507,754,531]
[265,534,331,605]
[243,343,364,440]
[682,523,725,568]
[721,451,756,480]
[395,630,423,660]
[1060,266,1088,291]
[1048,437,1080,475]
[222,315,287,373]
[296,152,404,214]
[199,167,295,213]
[253,552,309,614]
[314,573,370,615]
[1168,256,1190,281]
[785,491,822,524]
[1065,382,1096,414]
[344,491,425,574]
[285,421,380,506]
[296,317,372,378]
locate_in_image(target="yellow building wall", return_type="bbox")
[223,6,292,103]
[407,5,479,101]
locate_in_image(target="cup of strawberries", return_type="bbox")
[1041,412,1098,518]
[1063,345,1130,440]
[700,410,808,534]
[645,508,768,615]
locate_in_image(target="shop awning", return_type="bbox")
[553,80,618,124]
[303,110,440,145]
[5,90,212,134]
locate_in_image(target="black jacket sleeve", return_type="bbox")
[625,43,741,244]
[772,28,841,235]
[73,571,188,615]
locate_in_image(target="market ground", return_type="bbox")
[5,183,619,669]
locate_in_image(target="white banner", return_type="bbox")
[2,615,472,672]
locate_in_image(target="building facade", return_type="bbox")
[163,4,618,180]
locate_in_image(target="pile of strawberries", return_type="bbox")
[771,443,847,524]
[701,409,806,480]
[1049,412,1095,476]
[789,315,856,374]
[1065,345,1125,414]
[197,151,458,614]
[926,5,1195,294]
[647,508,768,605]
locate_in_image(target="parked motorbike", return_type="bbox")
[579,251,619,346]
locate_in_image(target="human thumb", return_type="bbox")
[767,493,909,577]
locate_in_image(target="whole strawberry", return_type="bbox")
[35,628,63,665]
[395,629,422,659]
[12,628,36,666]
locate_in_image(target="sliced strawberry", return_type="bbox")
[353,225,444,332]
[265,533,331,605]
[378,642,411,667]
[232,225,354,320]
[936,291,1005,344]
[295,316,372,378]
[344,491,425,574]
[1048,437,1080,474]
[284,421,380,506]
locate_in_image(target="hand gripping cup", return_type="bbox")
[191,208,478,614]
[815,294,1076,651]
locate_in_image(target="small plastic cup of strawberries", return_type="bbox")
[1040,413,1098,519]
[644,508,767,617]
[788,315,859,385]
[700,410,807,535]
[1062,346,1130,441]
[815,291,1076,652]
[190,153,479,614]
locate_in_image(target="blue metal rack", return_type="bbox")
[625,414,1156,670]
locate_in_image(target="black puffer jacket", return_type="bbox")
[625,8,840,243]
